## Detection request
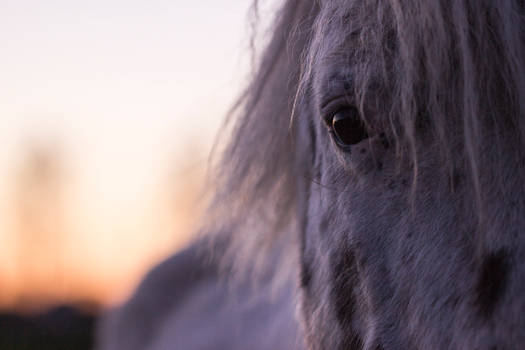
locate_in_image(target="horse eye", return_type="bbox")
[331,107,369,148]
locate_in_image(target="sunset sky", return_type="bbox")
[0,0,271,309]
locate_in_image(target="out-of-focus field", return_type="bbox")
[0,141,205,311]
[0,0,261,314]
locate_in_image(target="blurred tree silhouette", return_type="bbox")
[12,142,67,308]
[0,306,96,350]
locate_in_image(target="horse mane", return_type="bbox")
[204,0,525,278]
[200,1,318,281]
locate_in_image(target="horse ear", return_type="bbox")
[205,0,319,280]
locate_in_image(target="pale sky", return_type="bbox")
[0,0,269,306]
[0,0,253,193]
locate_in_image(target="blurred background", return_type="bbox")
[0,0,271,348]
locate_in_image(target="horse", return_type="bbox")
[96,0,525,349]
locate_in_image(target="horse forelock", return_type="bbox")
[302,0,525,208]
[204,0,525,285]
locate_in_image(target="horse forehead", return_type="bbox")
[310,2,373,78]
[309,22,372,107]
[309,20,355,91]
[313,3,357,51]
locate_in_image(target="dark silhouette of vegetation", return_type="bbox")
[0,306,97,350]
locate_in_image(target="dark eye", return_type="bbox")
[331,107,369,149]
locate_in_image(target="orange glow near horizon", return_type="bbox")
[0,141,204,311]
